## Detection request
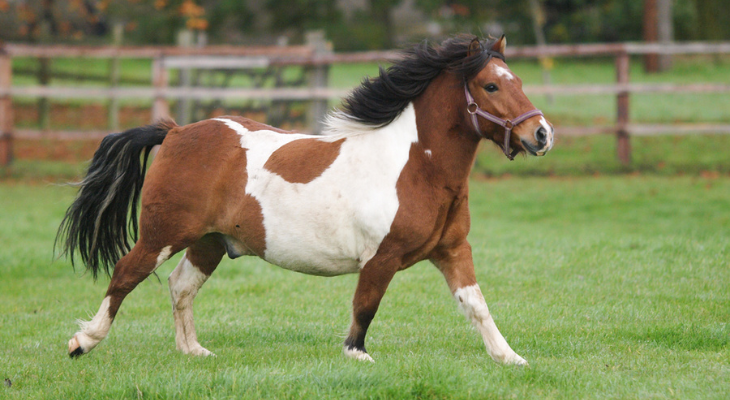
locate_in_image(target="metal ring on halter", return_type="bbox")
[467,102,479,115]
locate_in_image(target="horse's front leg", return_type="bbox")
[431,241,527,366]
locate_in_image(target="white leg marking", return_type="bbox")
[153,245,173,272]
[454,284,527,366]
[69,296,112,354]
[168,253,214,356]
[344,346,375,362]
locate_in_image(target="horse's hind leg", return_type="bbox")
[68,241,177,357]
[168,234,225,356]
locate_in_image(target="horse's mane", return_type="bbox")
[337,35,504,127]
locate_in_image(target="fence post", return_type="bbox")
[107,22,123,131]
[0,49,13,167]
[152,55,169,122]
[616,51,631,166]
[38,57,51,130]
[176,29,194,125]
[643,0,659,73]
[306,31,331,134]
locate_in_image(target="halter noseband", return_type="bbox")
[464,52,544,160]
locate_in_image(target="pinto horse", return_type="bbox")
[57,35,554,365]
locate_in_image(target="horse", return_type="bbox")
[57,35,554,365]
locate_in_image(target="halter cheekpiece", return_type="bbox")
[465,51,544,160]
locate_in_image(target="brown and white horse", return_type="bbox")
[57,35,554,365]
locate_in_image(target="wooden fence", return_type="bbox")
[1,41,729,167]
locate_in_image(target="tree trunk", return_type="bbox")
[643,0,659,73]
[657,0,673,71]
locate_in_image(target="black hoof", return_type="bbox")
[69,347,84,358]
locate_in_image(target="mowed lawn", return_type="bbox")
[0,176,728,399]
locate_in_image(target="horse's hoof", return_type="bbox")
[343,346,375,363]
[189,346,215,357]
[508,354,529,367]
[68,336,85,358]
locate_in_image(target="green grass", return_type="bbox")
[0,159,87,181]
[1,176,728,399]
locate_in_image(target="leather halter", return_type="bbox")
[464,58,544,160]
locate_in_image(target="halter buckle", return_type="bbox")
[503,119,514,129]
[467,102,479,115]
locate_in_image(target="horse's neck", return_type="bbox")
[412,75,481,189]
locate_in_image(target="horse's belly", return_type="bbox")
[267,254,362,277]
[258,184,392,276]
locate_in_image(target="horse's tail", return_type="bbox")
[55,120,177,280]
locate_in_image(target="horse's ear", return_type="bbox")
[490,35,506,55]
[467,37,482,58]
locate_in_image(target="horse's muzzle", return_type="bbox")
[523,124,554,156]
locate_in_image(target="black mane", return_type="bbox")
[341,35,504,127]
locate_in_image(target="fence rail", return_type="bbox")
[4,82,730,99]
[1,41,729,167]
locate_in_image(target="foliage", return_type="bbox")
[691,0,730,40]
[1,0,728,49]
[540,0,730,43]
[415,0,535,43]
[541,0,644,43]
[264,0,342,38]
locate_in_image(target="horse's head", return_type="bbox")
[463,36,554,159]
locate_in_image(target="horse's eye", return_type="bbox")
[484,84,499,93]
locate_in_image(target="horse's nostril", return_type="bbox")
[535,127,547,144]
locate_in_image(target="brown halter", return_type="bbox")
[464,52,544,160]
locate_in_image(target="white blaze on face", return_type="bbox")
[492,64,515,81]
[212,105,419,276]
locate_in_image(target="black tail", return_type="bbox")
[55,121,177,280]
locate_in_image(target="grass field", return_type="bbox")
[1,176,728,399]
